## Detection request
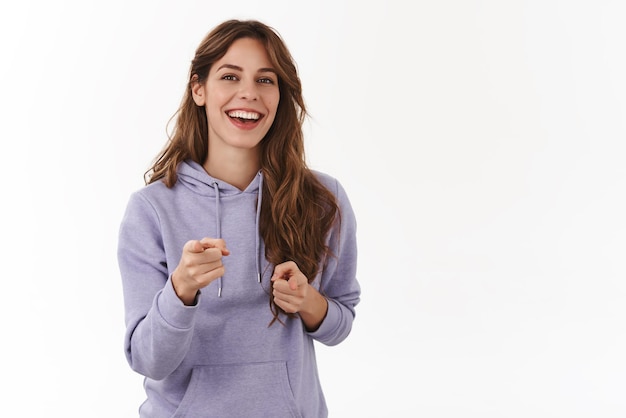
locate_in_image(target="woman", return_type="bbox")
[118,19,360,417]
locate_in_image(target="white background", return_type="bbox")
[1,0,625,417]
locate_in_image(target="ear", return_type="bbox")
[191,74,206,106]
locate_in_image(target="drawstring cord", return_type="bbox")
[255,173,263,283]
[212,181,223,297]
[212,171,263,297]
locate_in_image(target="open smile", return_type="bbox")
[227,110,263,122]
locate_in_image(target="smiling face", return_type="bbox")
[192,37,280,160]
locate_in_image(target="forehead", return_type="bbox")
[214,37,273,70]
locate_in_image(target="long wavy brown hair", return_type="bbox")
[145,19,339,324]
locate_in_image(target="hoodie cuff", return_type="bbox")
[307,298,341,338]
[156,276,199,330]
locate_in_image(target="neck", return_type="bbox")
[203,149,260,191]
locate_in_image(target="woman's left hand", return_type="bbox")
[271,261,328,331]
[271,261,309,313]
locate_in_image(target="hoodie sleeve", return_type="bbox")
[117,191,198,380]
[308,177,361,346]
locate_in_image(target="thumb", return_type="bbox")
[184,239,205,253]
[199,237,230,256]
[288,275,299,291]
[271,261,297,281]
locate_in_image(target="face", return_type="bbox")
[192,37,280,155]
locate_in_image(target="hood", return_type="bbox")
[177,160,261,197]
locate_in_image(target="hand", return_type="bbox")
[172,238,230,305]
[271,261,328,331]
[271,261,310,313]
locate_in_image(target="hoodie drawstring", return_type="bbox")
[255,173,263,284]
[212,172,264,297]
[212,182,223,297]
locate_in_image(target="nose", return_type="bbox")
[238,79,259,101]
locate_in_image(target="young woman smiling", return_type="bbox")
[118,19,361,418]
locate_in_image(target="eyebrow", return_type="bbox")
[217,64,277,74]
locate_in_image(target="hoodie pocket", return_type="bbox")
[172,361,302,418]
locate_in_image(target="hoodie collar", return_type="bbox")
[177,159,261,196]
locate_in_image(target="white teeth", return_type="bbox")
[228,110,260,120]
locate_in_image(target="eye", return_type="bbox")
[257,77,275,85]
[221,74,238,81]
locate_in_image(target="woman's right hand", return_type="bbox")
[172,238,230,305]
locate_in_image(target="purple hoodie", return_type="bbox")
[117,160,360,417]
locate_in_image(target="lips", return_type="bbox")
[226,109,264,130]
[227,110,261,122]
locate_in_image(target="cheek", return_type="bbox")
[206,92,229,116]
[205,103,221,121]
[206,86,230,107]
[268,94,280,114]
